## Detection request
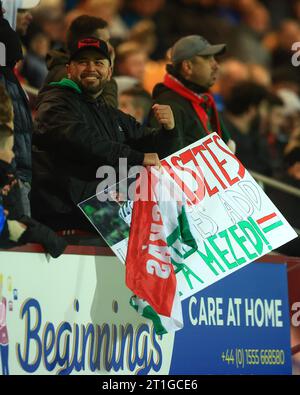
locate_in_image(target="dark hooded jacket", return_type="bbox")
[0,17,33,183]
[0,159,23,220]
[0,158,67,256]
[32,78,175,230]
[148,65,231,158]
[0,158,23,247]
[44,49,118,108]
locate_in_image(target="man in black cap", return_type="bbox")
[32,37,176,232]
[149,35,235,158]
[44,14,118,108]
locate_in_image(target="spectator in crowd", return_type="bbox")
[277,88,300,152]
[0,124,67,255]
[0,123,29,248]
[21,30,50,89]
[214,61,272,110]
[149,34,235,159]
[260,92,285,177]
[149,0,233,60]
[16,5,33,36]
[44,14,118,108]
[0,87,14,128]
[0,3,33,215]
[213,58,249,111]
[121,0,166,29]
[16,9,33,36]
[285,147,300,187]
[32,37,175,232]
[265,146,300,256]
[272,65,300,96]
[65,0,129,43]
[1,0,38,31]
[271,19,300,68]
[119,86,152,124]
[222,81,272,175]
[0,85,66,256]
[27,5,65,50]
[0,124,17,248]
[128,19,157,57]
[120,0,167,59]
[114,41,148,84]
[227,1,271,67]
[143,48,169,95]
[247,63,271,87]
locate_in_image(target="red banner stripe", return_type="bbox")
[257,212,277,224]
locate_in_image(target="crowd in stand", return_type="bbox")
[0,0,300,256]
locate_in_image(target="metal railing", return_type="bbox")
[250,170,300,199]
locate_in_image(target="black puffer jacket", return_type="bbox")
[32,78,174,230]
[0,18,33,183]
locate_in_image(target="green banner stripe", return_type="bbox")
[263,221,284,233]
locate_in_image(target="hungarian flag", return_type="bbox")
[125,168,197,334]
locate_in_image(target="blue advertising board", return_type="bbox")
[0,251,292,375]
[169,262,292,374]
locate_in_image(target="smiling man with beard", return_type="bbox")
[149,35,235,158]
[67,43,112,97]
[31,37,176,233]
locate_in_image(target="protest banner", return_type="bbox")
[79,133,297,303]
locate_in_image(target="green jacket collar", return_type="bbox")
[49,78,82,94]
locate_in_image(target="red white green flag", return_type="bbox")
[125,168,197,334]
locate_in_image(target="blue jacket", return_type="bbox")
[0,203,10,247]
[0,204,5,233]
[0,73,33,183]
[0,17,33,183]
